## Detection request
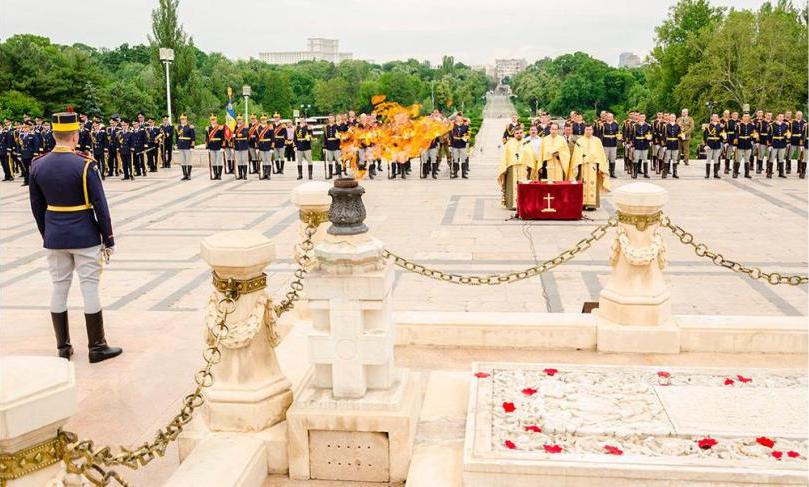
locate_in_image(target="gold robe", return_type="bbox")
[497,137,530,209]
[539,134,571,182]
[570,135,611,208]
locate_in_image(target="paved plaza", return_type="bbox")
[1,96,807,484]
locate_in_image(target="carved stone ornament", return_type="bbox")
[327,177,368,236]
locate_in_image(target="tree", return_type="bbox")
[148,0,196,120]
[0,90,43,120]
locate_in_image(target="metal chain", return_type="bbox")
[274,222,317,316]
[660,215,808,286]
[59,289,237,486]
[382,218,617,285]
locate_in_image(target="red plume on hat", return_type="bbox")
[66,105,74,113]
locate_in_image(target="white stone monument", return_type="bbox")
[597,182,678,353]
[0,356,76,486]
[287,178,422,483]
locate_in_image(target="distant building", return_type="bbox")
[259,38,353,65]
[618,52,641,68]
[494,58,527,83]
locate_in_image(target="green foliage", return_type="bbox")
[0,90,43,120]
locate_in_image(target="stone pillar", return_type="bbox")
[289,181,332,321]
[0,356,76,486]
[597,182,678,353]
[199,230,292,431]
[287,178,422,483]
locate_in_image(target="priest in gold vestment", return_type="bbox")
[497,127,530,209]
[570,125,610,210]
[538,123,571,182]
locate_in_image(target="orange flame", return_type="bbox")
[340,96,452,180]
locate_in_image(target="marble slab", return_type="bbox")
[464,362,808,486]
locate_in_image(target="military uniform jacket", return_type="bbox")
[622,120,634,143]
[39,130,55,154]
[768,122,790,148]
[274,125,287,148]
[248,124,259,149]
[91,129,107,155]
[257,124,274,151]
[294,127,312,151]
[29,148,114,249]
[723,119,737,144]
[571,122,586,136]
[161,124,174,149]
[734,123,756,150]
[324,124,341,151]
[664,123,682,150]
[206,125,224,150]
[755,119,770,144]
[117,130,133,154]
[106,127,119,152]
[502,122,521,142]
[450,124,469,148]
[19,132,40,160]
[600,122,620,147]
[631,123,652,150]
[78,129,92,153]
[176,125,196,150]
[234,126,250,151]
[789,120,805,145]
[703,123,725,149]
[132,128,146,153]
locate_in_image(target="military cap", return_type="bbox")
[273,112,280,118]
[180,113,188,120]
[210,114,218,121]
[260,114,268,122]
[51,112,80,132]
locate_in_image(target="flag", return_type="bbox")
[224,86,236,140]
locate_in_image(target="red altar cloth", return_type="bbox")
[517,181,583,220]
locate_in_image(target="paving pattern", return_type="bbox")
[1,94,806,485]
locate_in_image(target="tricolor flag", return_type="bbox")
[224,86,237,139]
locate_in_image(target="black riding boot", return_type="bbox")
[756,159,763,174]
[609,162,616,178]
[297,164,303,180]
[462,161,469,179]
[399,163,407,179]
[420,161,428,179]
[744,162,751,178]
[632,163,638,179]
[766,162,773,178]
[51,311,73,359]
[705,164,710,179]
[643,162,650,178]
[85,311,122,363]
[714,164,721,179]
[732,162,740,178]
[786,160,792,174]
[672,163,679,179]
[799,161,806,179]
[327,164,333,179]
[724,158,730,174]
[368,164,376,179]
[662,163,668,179]
[778,162,786,178]
[432,163,439,179]
[451,162,459,179]
[307,164,313,180]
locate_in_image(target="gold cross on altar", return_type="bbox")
[541,193,556,213]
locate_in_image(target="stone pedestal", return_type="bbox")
[199,230,292,432]
[0,356,76,486]
[598,182,677,353]
[287,178,422,482]
[289,181,331,322]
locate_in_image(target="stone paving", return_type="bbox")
[1,95,806,485]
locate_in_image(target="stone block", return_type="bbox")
[308,430,390,482]
[164,436,266,487]
[596,313,680,353]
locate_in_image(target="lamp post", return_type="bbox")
[242,85,251,123]
[159,48,175,126]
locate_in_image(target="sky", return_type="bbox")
[1,0,771,66]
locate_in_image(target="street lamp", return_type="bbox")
[242,85,251,124]
[159,48,175,125]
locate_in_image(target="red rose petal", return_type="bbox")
[543,444,563,454]
[502,402,516,413]
[698,437,717,450]
[723,378,735,385]
[604,445,624,455]
[787,451,800,458]
[657,371,671,378]
[543,368,559,376]
[772,450,783,459]
[521,387,538,396]
[474,372,490,378]
[737,375,752,383]
[504,440,516,450]
[756,436,775,448]
[524,425,542,433]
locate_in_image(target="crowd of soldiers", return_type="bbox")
[508,109,807,181]
[201,110,472,181]
[1,112,175,186]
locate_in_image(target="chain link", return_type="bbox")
[59,290,237,486]
[660,215,808,286]
[274,222,317,316]
[382,218,617,285]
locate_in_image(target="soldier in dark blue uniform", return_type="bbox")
[788,112,805,178]
[19,121,41,186]
[323,115,341,180]
[146,119,160,173]
[40,121,55,154]
[160,115,174,168]
[450,115,470,179]
[599,113,620,178]
[132,120,147,176]
[233,115,250,180]
[176,114,196,181]
[733,113,756,179]
[206,115,225,180]
[755,112,771,174]
[702,114,725,179]
[118,119,135,181]
[91,120,108,180]
[256,115,274,180]
[768,113,790,179]
[28,112,122,363]
[630,113,652,179]
[273,115,288,174]
[662,114,682,179]
[106,116,120,177]
[77,114,92,154]
[0,119,10,181]
[294,118,313,180]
